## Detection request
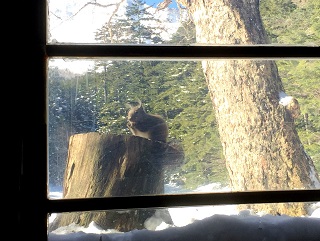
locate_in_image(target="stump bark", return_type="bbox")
[49,132,184,232]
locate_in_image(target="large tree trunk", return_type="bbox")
[49,133,184,232]
[178,0,320,215]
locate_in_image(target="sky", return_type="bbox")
[48,0,179,74]
[48,183,320,241]
[48,0,178,43]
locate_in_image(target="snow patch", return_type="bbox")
[279,91,293,106]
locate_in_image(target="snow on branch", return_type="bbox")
[279,91,301,119]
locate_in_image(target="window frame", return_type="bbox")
[19,1,320,241]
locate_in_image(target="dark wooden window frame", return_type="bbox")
[46,45,320,211]
[18,1,319,241]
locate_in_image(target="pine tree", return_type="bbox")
[95,0,164,44]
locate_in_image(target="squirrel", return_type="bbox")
[126,100,168,143]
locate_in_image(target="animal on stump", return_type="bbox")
[126,100,168,143]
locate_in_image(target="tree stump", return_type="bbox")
[49,132,184,232]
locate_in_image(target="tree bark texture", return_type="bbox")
[49,132,184,232]
[178,0,320,215]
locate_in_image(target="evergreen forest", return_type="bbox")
[48,0,320,190]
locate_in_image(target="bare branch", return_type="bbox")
[50,0,125,28]
[104,0,126,43]
[156,0,172,11]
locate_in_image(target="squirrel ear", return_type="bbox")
[137,98,142,107]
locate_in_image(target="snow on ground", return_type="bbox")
[48,183,320,241]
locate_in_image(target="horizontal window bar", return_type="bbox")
[48,189,320,213]
[46,45,320,60]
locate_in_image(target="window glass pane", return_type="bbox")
[47,202,320,240]
[47,0,320,45]
[48,59,320,200]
